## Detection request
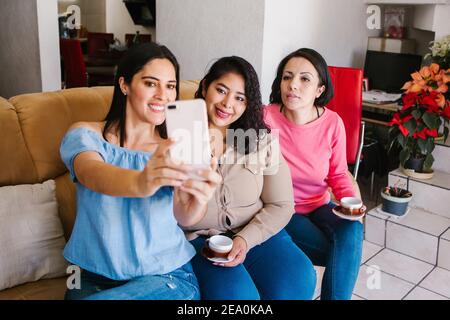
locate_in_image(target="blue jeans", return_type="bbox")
[285,203,364,300]
[190,229,316,300]
[64,262,200,300]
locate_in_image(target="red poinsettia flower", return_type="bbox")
[442,105,450,120]
[388,113,413,137]
[401,92,418,111]
[420,91,440,113]
[413,127,438,139]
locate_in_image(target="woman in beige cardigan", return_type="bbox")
[183,56,316,300]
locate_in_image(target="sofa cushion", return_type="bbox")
[55,173,77,240]
[0,180,68,291]
[0,277,67,300]
[0,97,38,186]
[9,87,113,183]
[179,80,199,100]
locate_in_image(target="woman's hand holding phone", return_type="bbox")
[137,139,193,197]
[174,157,222,226]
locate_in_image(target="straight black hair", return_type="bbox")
[102,42,180,146]
[269,48,334,107]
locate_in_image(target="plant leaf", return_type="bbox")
[400,148,411,166]
[412,109,422,120]
[426,137,435,153]
[422,112,438,129]
[404,119,417,136]
[397,134,406,148]
[418,139,428,155]
[424,153,435,170]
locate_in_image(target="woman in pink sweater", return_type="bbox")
[264,48,363,300]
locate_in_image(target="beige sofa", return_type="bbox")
[0,80,360,300]
[0,81,200,300]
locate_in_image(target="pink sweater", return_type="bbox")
[263,104,355,214]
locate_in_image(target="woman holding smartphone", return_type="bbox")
[60,43,221,300]
[264,48,364,300]
[183,56,316,300]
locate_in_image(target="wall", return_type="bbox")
[0,0,61,98]
[84,0,106,32]
[156,0,265,83]
[105,0,154,45]
[37,0,61,93]
[432,4,450,39]
[0,0,42,98]
[261,0,379,102]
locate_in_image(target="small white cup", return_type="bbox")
[340,197,363,215]
[207,235,233,254]
[340,197,363,210]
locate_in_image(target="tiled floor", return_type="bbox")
[316,169,449,300]
[349,172,450,300]
[314,241,450,300]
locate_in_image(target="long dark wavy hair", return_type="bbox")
[195,56,269,155]
[102,42,180,146]
[269,48,334,108]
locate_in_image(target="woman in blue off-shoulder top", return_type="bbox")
[60,43,221,300]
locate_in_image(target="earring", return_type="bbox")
[123,92,127,96]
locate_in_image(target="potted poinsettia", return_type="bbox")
[388,63,450,175]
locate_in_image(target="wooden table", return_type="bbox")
[362,101,401,126]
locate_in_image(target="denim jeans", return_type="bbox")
[190,229,316,300]
[64,262,200,300]
[285,203,364,300]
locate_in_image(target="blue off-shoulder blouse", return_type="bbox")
[60,127,195,280]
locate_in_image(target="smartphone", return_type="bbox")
[164,99,212,180]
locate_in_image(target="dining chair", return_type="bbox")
[60,38,88,88]
[125,33,152,48]
[326,66,365,179]
[60,38,116,88]
[87,32,114,57]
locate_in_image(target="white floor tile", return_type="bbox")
[353,265,414,300]
[365,249,434,284]
[389,171,450,219]
[432,143,450,174]
[365,214,387,247]
[386,221,438,264]
[442,228,450,241]
[404,287,448,300]
[388,208,450,237]
[362,241,383,264]
[351,294,366,300]
[367,207,391,220]
[438,239,450,271]
[419,268,450,298]
[390,168,450,190]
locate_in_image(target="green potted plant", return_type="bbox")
[388,63,450,177]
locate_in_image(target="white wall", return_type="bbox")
[261,0,379,102]
[37,0,61,92]
[105,0,154,45]
[156,0,265,82]
[432,4,450,39]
